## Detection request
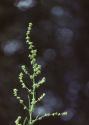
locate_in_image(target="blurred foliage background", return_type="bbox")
[0,0,89,125]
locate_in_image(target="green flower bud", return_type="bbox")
[20,100,23,104]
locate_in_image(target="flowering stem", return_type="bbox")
[13,22,67,125]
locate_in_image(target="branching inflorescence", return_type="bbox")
[13,22,67,125]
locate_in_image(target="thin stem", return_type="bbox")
[29,74,36,125]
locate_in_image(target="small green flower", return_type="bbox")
[15,116,22,125]
[13,88,18,97]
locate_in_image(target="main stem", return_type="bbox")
[29,75,35,125]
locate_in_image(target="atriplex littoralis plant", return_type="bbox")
[13,23,67,125]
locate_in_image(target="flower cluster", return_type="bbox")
[13,22,67,125]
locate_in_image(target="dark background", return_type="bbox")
[0,0,89,125]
